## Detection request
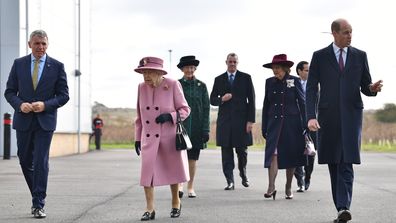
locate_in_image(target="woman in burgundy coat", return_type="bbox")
[134,56,190,220]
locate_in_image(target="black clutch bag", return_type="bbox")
[176,111,192,151]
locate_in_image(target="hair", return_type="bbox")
[331,19,348,33]
[226,53,238,60]
[282,65,291,74]
[296,61,308,75]
[29,30,48,41]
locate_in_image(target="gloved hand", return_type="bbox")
[135,141,141,156]
[155,113,173,124]
[202,133,210,143]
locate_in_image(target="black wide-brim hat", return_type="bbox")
[263,54,294,68]
[177,55,200,69]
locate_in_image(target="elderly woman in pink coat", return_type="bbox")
[134,56,190,221]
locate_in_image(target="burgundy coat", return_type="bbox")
[135,77,191,186]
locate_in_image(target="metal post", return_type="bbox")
[3,113,12,160]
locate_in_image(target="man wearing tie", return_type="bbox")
[294,61,316,192]
[210,53,255,190]
[306,19,383,223]
[4,30,69,218]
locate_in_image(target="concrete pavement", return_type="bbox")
[1,149,395,223]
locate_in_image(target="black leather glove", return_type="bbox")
[202,133,210,143]
[135,141,141,156]
[155,113,173,124]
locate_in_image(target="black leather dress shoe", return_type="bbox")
[33,208,46,219]
[242,179,250,187]
[337,209,352,222]
[297,186,304,192]
[224,182,235,190]
[170,204,181,218]
[141,210,155,221]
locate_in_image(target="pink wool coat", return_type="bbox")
[135,77,191,187]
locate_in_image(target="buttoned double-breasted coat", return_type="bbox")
[262,74,306,169]
[135,78,191,186]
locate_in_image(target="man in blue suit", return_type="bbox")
[306,19,383,223]
[4,30,69,218]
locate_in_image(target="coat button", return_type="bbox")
[155,134,159,137]
[275,103,277,106]
[146,134,150,137]
[146,106,150,110]
[155,107,159,110]
[146,120,150,124]
[273,91,276,94]
[275,115,278,118]
[281,115,284,118]
[280,103,283,106]
[281,91,284,94]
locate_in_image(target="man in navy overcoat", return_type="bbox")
[306,19,383,223]
[4,30,69,218]
[210,53,255,190]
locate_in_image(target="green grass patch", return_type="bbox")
[361,143,396,152]
[92,142,396,153]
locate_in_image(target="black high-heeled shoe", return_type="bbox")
[285,185,293,199]
[264,190,277,200]
[170,203,182,218]
[141,210,155,221]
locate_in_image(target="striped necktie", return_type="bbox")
[32,59,39,90]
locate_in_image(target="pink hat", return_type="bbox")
[134,56,167,75]
[263,54,294,68]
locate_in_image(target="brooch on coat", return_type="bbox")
[286,79,295,88]
[163,84,169,90]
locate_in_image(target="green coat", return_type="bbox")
[179,77,210,149]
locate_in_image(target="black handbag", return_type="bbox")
[176,111,192,150]
[303,130,316,156]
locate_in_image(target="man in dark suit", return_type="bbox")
[210,53,255,190]
[294,61,316,192]
[306,19,383,223]
[4,30,69,218]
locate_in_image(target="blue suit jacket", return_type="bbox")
[306,44,376,164]
[4,54,69,131]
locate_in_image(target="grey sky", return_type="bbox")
[91,0,395,109]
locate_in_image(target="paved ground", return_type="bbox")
[0,149,395,223]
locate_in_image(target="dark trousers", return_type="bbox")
[221,146,248,184]
[294,155,315,187]
[16,117,53,209]
[94,129,102,150]
[328,162,354,211]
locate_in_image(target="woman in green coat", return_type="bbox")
[177,55,210,198]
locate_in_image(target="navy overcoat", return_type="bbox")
[262,74,306,169]
[210,71,255,148]
[306,44,377,164]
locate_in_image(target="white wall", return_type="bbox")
[0,0,92,156]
